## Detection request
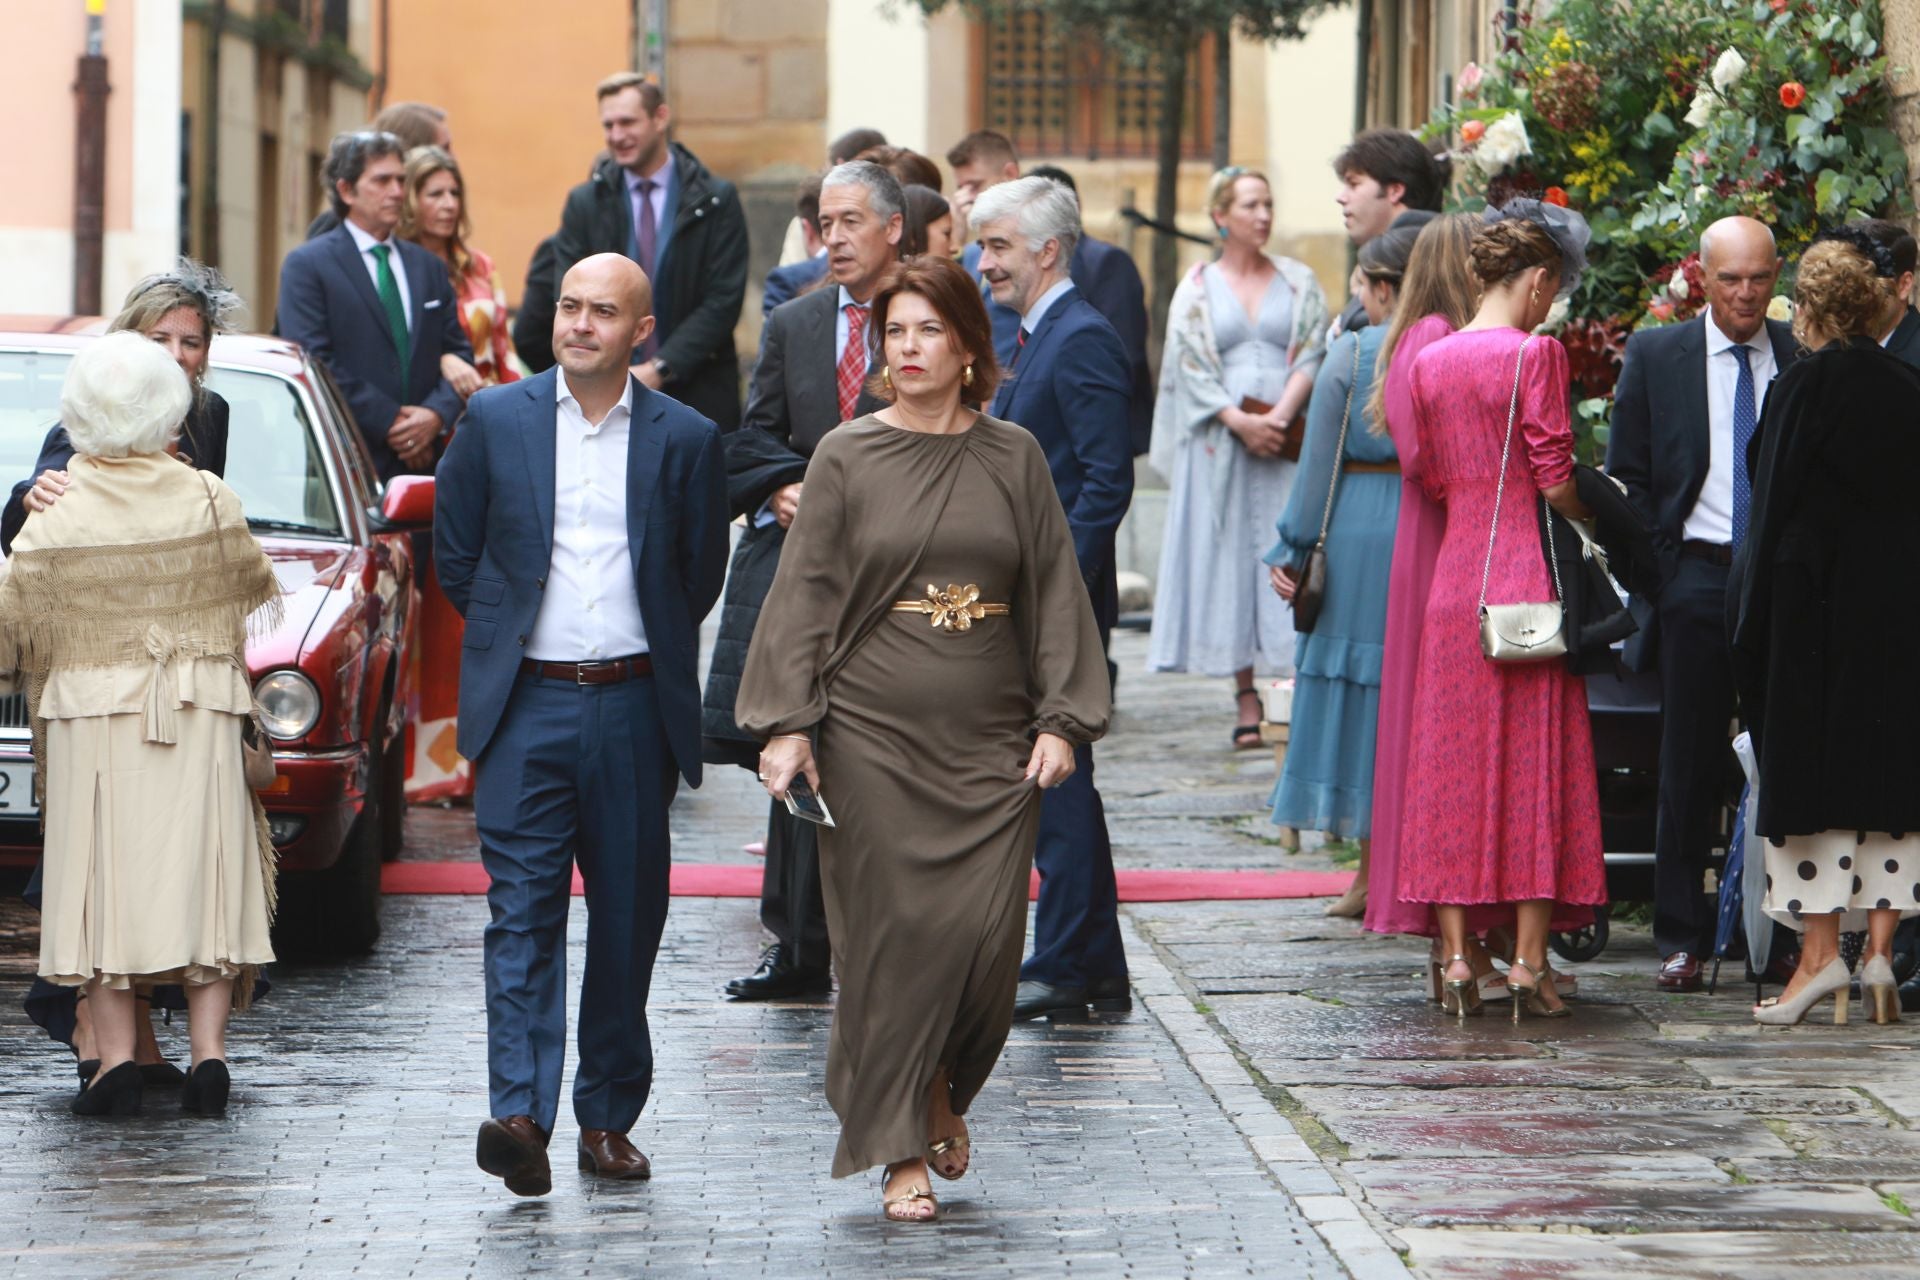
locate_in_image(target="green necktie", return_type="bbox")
[369,243,411,373]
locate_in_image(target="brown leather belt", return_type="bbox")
[1681,539,1733,566]
[1342,460,1401,475]
[520,654,653,684]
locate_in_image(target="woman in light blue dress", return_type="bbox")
[1266,226,1415,914]
[1148,168,1329,747]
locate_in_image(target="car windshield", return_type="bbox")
[0,350,341,538]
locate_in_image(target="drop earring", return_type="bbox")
[881,365,893,393]
[963,364,975,388]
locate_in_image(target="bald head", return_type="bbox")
[1699,216,1782,343]
[553,252,657,385]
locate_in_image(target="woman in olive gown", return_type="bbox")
[738,255,1110,1222]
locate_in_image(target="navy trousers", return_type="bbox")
[1021,739,1127,987]
[474,670,675,1136]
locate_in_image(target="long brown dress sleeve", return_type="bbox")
[735,414,1108,1178]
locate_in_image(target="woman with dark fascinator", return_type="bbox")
[1395,200,1608,1023]
[1732,226,1920,1027]
[1,258,258,1094]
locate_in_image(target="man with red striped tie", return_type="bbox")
[703,160,905,1002]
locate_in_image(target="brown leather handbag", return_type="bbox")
[1290,340,1362,634]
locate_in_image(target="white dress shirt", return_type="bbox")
[1684,311,1776,546]
[525,371,650,661]
[343,218,413,330]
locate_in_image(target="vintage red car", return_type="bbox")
[0,318,432,955]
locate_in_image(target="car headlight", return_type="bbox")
[254,670,322,741]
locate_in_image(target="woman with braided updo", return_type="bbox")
[1732,231,1920,1027]
[1395,201,1606,1023]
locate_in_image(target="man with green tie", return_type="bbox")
[278,130,472,480]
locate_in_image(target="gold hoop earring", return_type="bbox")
[881,365,893,392]
[963,364,975,388]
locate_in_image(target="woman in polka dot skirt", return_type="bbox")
[1730,232,1920,1027]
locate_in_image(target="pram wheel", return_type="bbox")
[1549,910,1610,964]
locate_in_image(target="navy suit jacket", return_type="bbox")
[1603,313,1796,668]
[433,368,729,784]
[990,285,1134,629]
[966,236,1153,453]
[761,255,829,318]
[276,225,472,480]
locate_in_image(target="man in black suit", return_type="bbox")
[1862,219,1920,365]
[547,74,749,432]
[707,160,901,1001]
[1606,215,1794,993]
[277,130,472,481]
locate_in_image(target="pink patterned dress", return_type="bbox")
[1397,328,1605,912]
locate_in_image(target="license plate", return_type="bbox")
[0,760,37,818]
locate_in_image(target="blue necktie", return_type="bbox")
[1730,345,1757,548]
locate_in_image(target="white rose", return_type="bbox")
[1668,273,1690,301]
[1711,48,1747,93]
[1692,183,1713,204]
[1473,112,1533,176]
[1683,85,1717,130]
[1766,295,1793,322]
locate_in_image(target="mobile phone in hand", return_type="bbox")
[783,775,836,827]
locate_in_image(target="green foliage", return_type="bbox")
[1426,0,1911,454]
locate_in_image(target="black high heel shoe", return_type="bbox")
[71,1061,143,1117]
[182,1059,231,1116]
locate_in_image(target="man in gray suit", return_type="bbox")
[703,160,903,1001]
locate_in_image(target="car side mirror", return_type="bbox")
[372,475,435,532]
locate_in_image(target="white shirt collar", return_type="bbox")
[1021,277,1075,333]
[344,217,394,255]
[1703,309,1771,359]
[555,367,635,430]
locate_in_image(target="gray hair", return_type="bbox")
[323,129,407,218]
[61,331,191,459]
[820,160,904,223]
[968,175,1081,262]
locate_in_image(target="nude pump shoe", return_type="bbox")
[1754,957,1851,1026]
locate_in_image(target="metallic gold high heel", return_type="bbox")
[1439,954,1483,1022]
[1862,956,1901,1025]
[927,1134,970,1181]
[1507,958,1572,1022]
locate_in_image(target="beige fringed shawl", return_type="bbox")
[0,453,283,925]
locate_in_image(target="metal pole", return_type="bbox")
[643,0,668,88]
[73,0,112,315]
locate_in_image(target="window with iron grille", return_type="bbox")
[978,11,1214,161]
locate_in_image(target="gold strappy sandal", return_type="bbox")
[882,1164,939,1222]
[928,1134,971,1181]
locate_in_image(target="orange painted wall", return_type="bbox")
[4,4,87,231]
[380,0,634,308]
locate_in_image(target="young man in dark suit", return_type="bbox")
[975,176,1135,1020]
[434,253,728,1197]
[548,74,749,431]
[706,160,902,1003]
[277,130,472,481]
[1606,215,1794,993]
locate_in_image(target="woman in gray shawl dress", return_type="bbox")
[739,257,1109,1221]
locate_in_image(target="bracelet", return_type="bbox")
[772,733,811,743]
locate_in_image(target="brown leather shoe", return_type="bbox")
[1657,952,1704,992]
[477,1115,552,1196]
[578,1128,653,1180]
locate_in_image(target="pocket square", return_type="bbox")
[423,299,443,310]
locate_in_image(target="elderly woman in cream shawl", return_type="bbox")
[0,332,278,1119]
[1147,167,1328,748]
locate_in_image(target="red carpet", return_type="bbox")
[381,861,1352,902]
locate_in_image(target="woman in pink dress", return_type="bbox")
[1400,202,1606,1021]
[1363,214,1481,943]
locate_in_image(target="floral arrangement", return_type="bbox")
[1425,0,1911,456]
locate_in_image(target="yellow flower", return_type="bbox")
[1547,29,1576,62]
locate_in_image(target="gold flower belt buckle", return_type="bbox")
[891,583,1011,633]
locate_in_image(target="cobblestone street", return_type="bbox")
[3,630,1919,1278]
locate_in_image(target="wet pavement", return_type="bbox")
[3,626,1917,1277]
